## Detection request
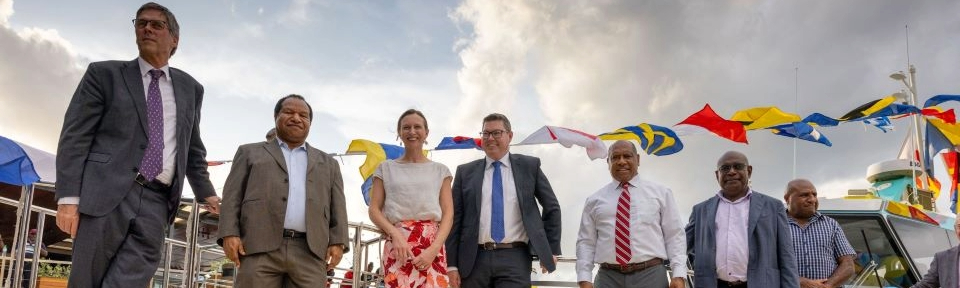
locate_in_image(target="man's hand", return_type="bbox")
[578,281,594,288]
[56,204,80,238]
[540,255,559,273]
[203,196,221,214]
[800,278,829,288]
[326,244,344,268]
[447,270,461,288]
[669,277,686,288]
[223,236,245,267]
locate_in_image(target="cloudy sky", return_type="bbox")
[3,0,960,281]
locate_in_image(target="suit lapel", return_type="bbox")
[704,196,719,253]
[473,159,485,216]
[122,59,149,135]
[747,192,761,235]
[306,143,322,174]
[171,68,189,150]
[508,154,526,208]
[265,139,289,174]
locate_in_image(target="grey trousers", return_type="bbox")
[68,185,169,288]
[594,265,669,288]
[235,237,327,288]
[461,247,532,288]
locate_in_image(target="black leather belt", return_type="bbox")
[718,279,747,287]
[600,258,663,274]
[282,229,307,238]
[134,173,170,192]
[479,242,527,250]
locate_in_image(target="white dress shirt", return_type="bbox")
[278,140,308,232]
[59,58,178,205]
[478,153,528,244]
[576,175,688,282]
[715,190,752,282]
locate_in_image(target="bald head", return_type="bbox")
[785,178,818,219]
[607,140,640,183]
[716,151,749,167]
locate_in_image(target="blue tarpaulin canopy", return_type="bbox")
[0,136,41,186]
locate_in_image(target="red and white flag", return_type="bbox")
[673,104,748,144]
[517,125,607,160]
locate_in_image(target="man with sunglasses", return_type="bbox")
[445,113,562,288]
[56,2,220,287]
[685,151,798,288]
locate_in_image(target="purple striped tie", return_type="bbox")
[139,69,165,180]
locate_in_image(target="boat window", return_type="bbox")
[888,216,954,277]
[831,215,916,288]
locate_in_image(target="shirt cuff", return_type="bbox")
[58,197,79,205]
[447,267,458,271]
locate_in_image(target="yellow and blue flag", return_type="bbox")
[345,139,404,205]
[730,107,801,130]
[599,123,683,156]
[840,96,920,121]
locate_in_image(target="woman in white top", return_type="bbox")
[369,109,454,288]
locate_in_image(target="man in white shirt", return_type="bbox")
[446,113,562,288]
[576,140,686,288]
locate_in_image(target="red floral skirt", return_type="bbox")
[382,220,448,288]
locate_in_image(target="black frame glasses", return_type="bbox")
[132,19,168,30]
[480,130,507,139]
[717,163,748,172]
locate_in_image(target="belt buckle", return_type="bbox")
[134,173,147,186]
[619,264,630,272]
[482,242,495,250]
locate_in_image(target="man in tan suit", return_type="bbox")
[219,94,349,287]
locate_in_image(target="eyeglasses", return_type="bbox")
[132,19,168,30]
[480,130,507,139]
[718,163,748,172]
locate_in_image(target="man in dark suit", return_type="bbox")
[445,113,562,288]
[55,3,220,287]
[685,151,798,288]
[218,95,349,287]
[912,221,960,288]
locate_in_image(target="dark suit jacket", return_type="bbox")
[913,246,960,288]
[56,59,216,222]
[685,191,799,288]
[445,153,562,278]
[218,140,349,258]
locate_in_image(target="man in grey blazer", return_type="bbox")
[218,95,349,287]
[55,3,220,287]
[445,113,562,288]
[912,221,960,288]
[685,151,798,288]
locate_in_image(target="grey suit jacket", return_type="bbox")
[445,153,562,278]
[913,246,960,288]
[685,191,799,288]
[56,59,217,222]
[218,140,349,258]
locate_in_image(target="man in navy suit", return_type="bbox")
[445,113,562,288]
[55,3,220,287]
[685,151,798,288]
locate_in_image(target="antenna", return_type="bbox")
[793,65,799,179]
[905,25,910,66]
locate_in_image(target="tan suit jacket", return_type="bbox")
[218,139,349,257]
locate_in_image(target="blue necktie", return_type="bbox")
[491,161,505,243]
[139,69,165,180]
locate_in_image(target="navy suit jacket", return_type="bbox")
[913,246,960,288]
[685,191,799,288]
[445,153,562,278]
[56,59,217,222]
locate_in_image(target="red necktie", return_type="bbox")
[615,182,632,265]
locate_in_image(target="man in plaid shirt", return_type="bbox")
[785,179,856,288]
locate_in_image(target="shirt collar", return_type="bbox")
[787,211,823,224]
[486,153,511,169]
[614,174,642,189]
[276,138,307,151]
[138,57,171,81]
[717,189,753,204]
